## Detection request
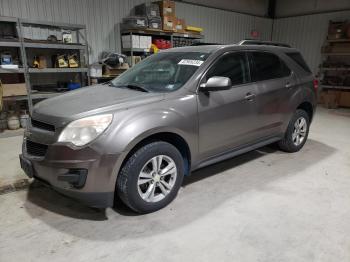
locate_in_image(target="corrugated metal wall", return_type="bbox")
[272,10,350,74]
[0,0,273,62]
[176,2,272,44]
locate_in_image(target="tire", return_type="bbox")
[116,141,184,213]
[278,109,310,153]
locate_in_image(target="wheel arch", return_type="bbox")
[297,101,314,122]
[121,131,192,176]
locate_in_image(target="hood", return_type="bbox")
[32,84,165,123]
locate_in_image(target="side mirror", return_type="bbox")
[200,76,232,91]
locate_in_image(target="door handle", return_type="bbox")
[245,93,256,101]
[285,82,293,89]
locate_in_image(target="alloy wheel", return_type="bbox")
[292,117,307,146]
[137,155,177,203]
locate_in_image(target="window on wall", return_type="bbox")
[250,52,291,82]
[206,52,249,86]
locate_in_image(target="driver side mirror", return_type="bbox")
[200,76,232,92]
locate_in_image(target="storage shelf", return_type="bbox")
[0,68,24,73]
[24,42,86,50]
[0,16,90,113]
[0,41,21,47]
[172,32,204,39]
[121,28,204,39]
[122,47,150,52]
[322,67,350,71]
[321,85,350,90]
[326,39,350,43]
[322,53,350,56]
[20,19,85,30]
[28,68,88,73]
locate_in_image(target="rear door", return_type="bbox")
[247,51,295,138]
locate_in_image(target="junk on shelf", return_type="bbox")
[124,1,203,34]
[89,51,129,81]
[0,22,17,40]
[319,20,350,108]
[0,50,19,69]
[62,31,73,43]
[122,16,148,29]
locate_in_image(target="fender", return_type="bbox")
[101,96,198,186]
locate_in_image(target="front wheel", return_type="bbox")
[116,141,184,213]
[278,109,310,152]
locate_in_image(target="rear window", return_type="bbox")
[250,52,291,82]
[285,52,311,73]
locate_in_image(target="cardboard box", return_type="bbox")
[157,0,175,17]
[139,36,152,49]
[2,83,27,97]
[38,56,47,69]
[174,18,186,33]
[103,63,129,76]
[329,43,350,53]
[90,63,102,77]
[162,16,175,31]
[122,35,140,49]
[339,91,350,107]
[323,90,340,109]
[127,56,142,66]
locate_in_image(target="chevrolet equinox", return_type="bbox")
[20,43,317,213]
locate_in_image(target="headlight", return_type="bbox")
[58,114,113,146]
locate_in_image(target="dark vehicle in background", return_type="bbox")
[20,41,317,213]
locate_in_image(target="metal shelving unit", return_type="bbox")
[0,16,90,113]
[120,28,204,66]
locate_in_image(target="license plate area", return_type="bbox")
[19,154,34,178]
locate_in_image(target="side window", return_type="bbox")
[285,52,311,73]
[250,52,291,82]
[206,52,249,86]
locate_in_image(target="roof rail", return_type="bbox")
[238,39,291,48]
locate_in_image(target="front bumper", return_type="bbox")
[21,138,120,208]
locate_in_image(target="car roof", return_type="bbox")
[163,44,299,54]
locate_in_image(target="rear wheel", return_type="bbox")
[278,109,310,152]
[116,141,184,213]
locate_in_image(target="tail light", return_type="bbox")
[313,79,319,90]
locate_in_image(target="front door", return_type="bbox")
[197,52,261,159]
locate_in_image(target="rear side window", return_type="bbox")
[286,52,311,73]
[250,52,291,82]
[206,52,249,86]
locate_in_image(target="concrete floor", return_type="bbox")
[0,107,350,262]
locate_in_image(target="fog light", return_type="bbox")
[58,169,88,189]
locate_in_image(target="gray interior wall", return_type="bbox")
[182,0,269,17]
[272,10,350,74]
[0,0,273,63]
[176,2,272,44]
[275,0,350,18]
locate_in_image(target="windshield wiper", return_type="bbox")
[119,84,149,92]
[107,82,149,92]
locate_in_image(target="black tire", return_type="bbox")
[278,109,310,153]
[116,141,184,213]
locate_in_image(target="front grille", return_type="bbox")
[26,140,48,157]
[31,119,55,132]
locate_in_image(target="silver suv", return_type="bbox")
[20,42,317,213]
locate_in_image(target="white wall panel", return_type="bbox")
[0,0,273,63]
[272,10,350,74]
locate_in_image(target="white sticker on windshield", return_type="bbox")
[178,59,204,67]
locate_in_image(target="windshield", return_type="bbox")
[111,52,210,93]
